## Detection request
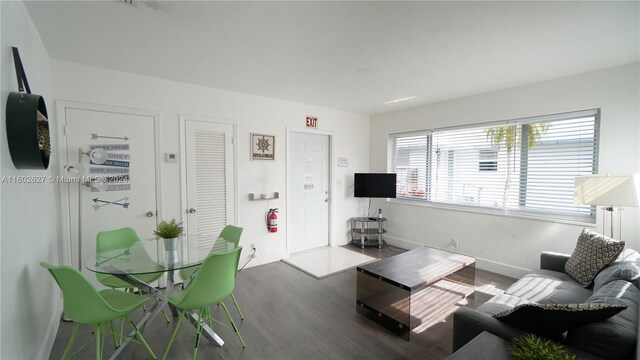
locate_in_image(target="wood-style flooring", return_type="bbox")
[49,246,516,359]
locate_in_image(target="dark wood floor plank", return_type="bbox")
[49,246,516,359]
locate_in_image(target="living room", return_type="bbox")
[1,1,638,359]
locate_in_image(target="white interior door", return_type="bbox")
[183,119,235,262]
[63,106,159,281]
[288,132,330,253]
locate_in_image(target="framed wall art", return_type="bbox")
[251,133,275,160]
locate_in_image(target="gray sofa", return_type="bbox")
[453,249,639,360]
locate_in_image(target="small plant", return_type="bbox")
[154,219,184,239]
[510,334,575,360]
[37,121,51,156]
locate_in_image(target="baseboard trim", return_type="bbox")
[38,295,62,359]
[384,236,529,279]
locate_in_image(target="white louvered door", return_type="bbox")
[184,120,235,261]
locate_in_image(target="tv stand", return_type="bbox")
[351,217,387,249]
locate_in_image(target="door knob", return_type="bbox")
[188,208,197,214]
[146,211,154,217]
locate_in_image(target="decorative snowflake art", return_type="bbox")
[251,133,275,160]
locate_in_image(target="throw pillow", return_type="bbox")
[564,229,624,287]
[593,261,640,292]
[493,302,626,337]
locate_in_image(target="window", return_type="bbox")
[478,149,498,171]
[388,109,599,222]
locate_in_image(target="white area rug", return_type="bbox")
[282,246,379,279]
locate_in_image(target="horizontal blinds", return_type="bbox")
[515,115,598,220]
[389,131,430,200]
[388,109,599,222]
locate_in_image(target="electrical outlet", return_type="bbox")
[250,243,257,258]
[450,238,459,249]
[251,243,256,251]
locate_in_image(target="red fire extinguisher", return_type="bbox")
[266,208,278,232]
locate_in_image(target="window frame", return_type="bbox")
[388,109,600,224]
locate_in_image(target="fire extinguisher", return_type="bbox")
[266,208,278,233]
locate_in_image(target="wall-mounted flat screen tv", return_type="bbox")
[354,173,397,198]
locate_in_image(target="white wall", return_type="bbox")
[51,60,370,267]
[371,63,640,277]
[0,1,62,359]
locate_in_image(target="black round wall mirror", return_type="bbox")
[6,92,50,169]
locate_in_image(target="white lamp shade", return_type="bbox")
[574,174,640,207]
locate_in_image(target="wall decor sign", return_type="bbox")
[251,133,275,160]
[88,137,132,202]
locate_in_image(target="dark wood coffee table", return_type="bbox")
[356,246,475,340]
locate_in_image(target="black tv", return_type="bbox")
[354,173,397,198]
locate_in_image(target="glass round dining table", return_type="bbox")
[83,234,231,359]
[85,235,232,276]
[86,237,195,276]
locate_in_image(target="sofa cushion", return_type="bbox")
[493,302,626,337]
[564,229,625,287]
[615,248,640,262]
[566,280,639,360]
[593,261,640,292]
[475,294,532,316]
[504,269,592,304]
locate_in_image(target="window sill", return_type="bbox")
[386,198,597,228]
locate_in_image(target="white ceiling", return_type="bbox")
[24,1,639,115]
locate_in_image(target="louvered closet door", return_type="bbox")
[185,120,235,262]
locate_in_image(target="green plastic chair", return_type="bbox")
[96,227,170,326]
[163,247,245,360]
[96,227,164,289]
[41,262,157,360]
[179,225,244,319]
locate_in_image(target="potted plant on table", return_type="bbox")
[154,219,184,252]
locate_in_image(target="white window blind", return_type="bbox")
[388,131,430,200]
[389,109,599,222]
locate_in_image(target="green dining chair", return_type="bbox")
[163,247,245,360]
[96,227,164,289]
[41,262,157,360]
[179,225,244,320]
[96,227,170,326]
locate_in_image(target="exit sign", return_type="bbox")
[306,116,317,128]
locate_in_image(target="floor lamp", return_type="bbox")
[574,174,640,240]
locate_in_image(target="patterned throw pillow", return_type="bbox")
[564,229,625,287]
[493,303,626,336]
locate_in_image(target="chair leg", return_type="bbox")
[61,323,81,360]
[220,302,246,348]
[160,308,171,323]
[162,309,185,360]
[108,321,118,349]
[95,324,102,360]
[230,293,244,320]
[118,317,124,348]
[204,306,213,329]
[193,308,204,360]
[100,323,106,359]
[126,316,157,359]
